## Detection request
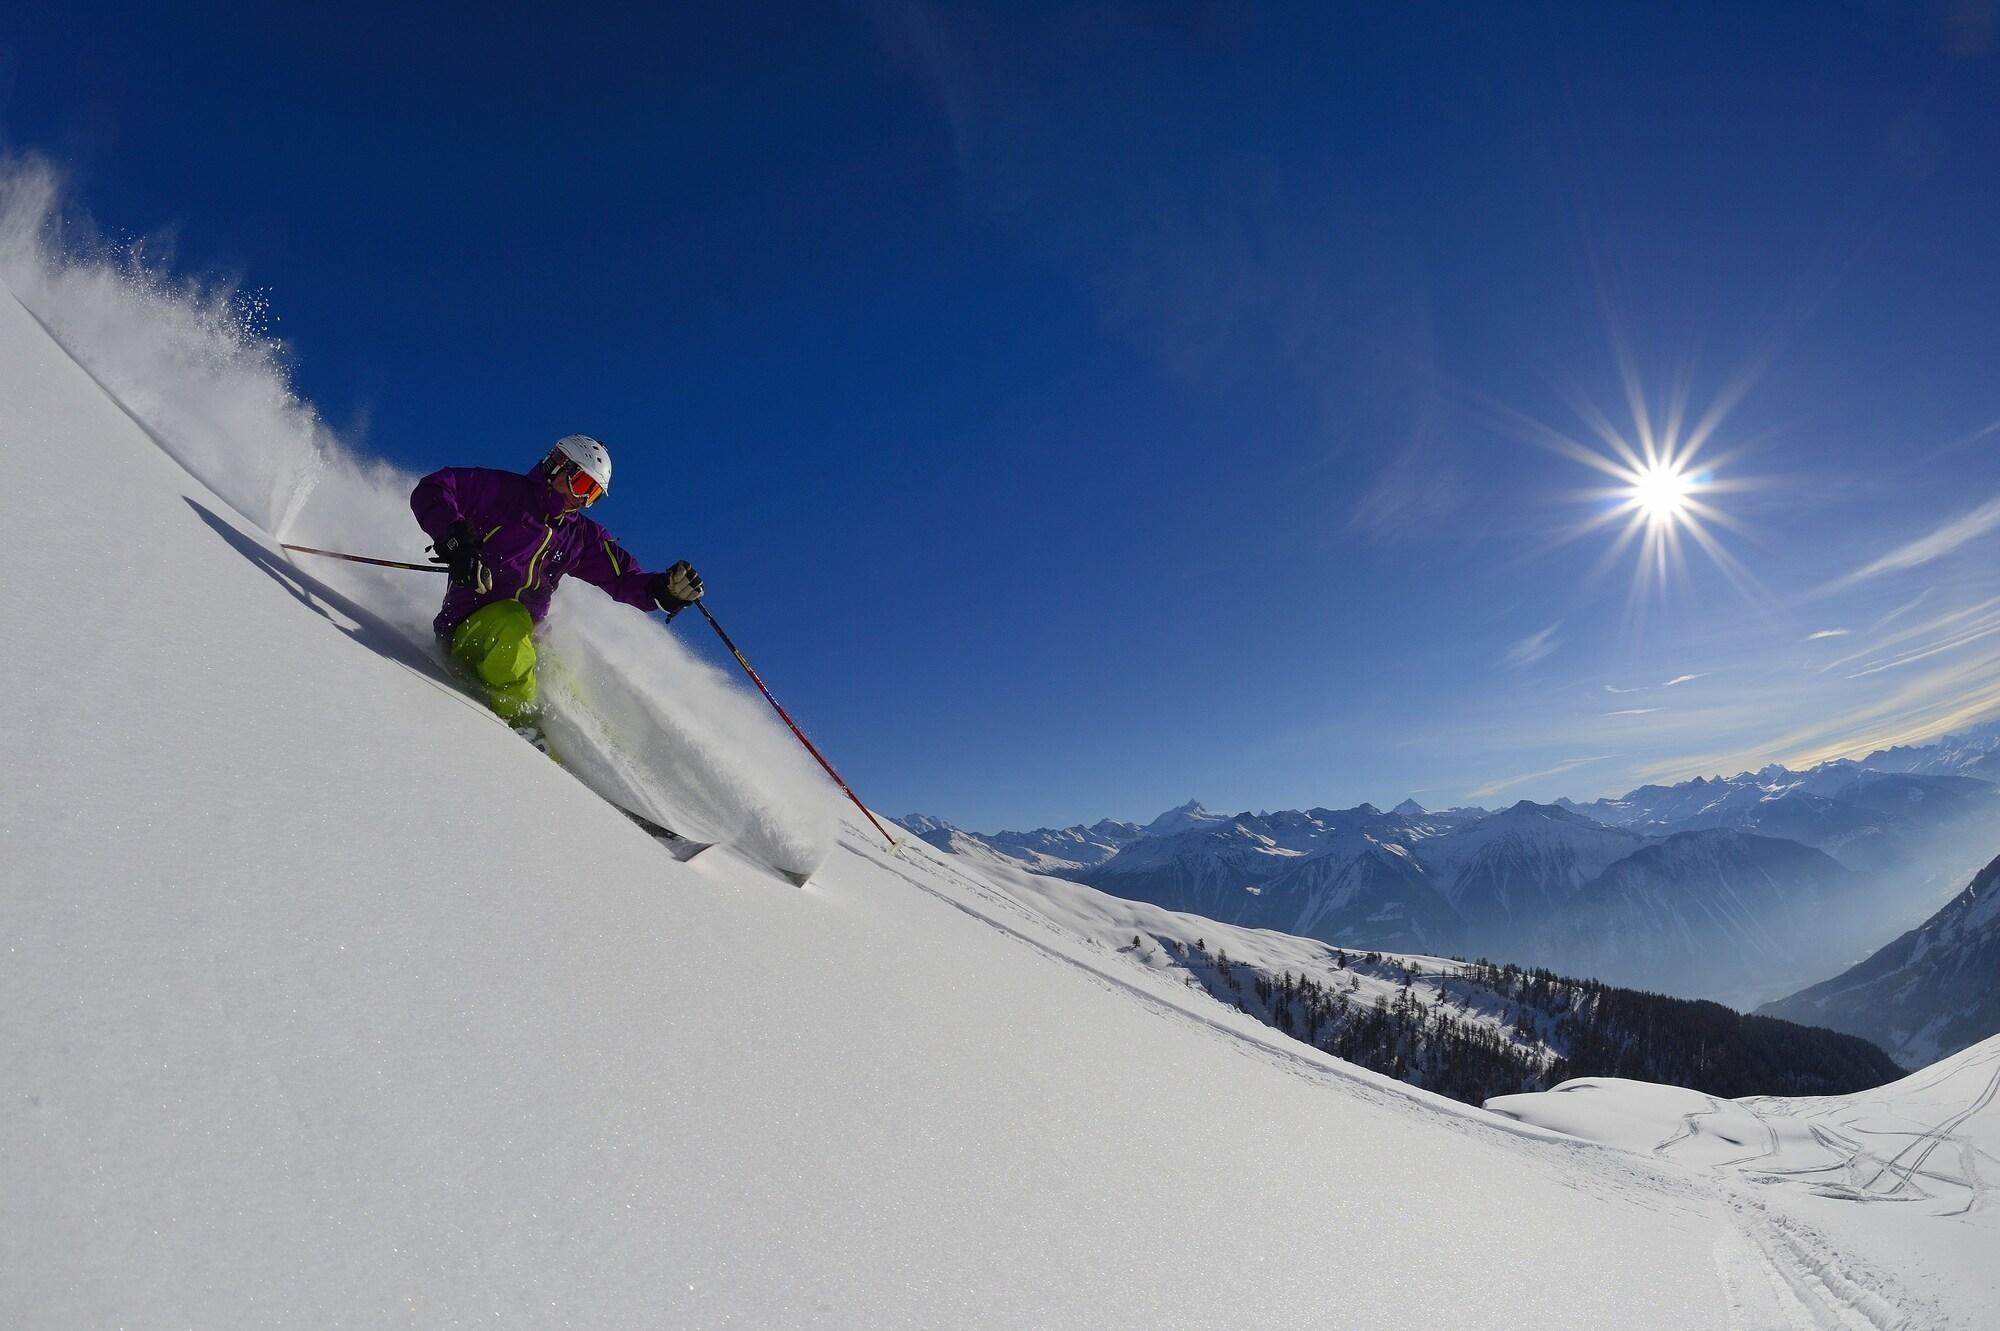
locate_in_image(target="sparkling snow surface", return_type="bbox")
[1490,1039,2000,1327]
[0,243,1982,1326]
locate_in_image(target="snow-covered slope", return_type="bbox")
[1760,849,2000,1067]
[907,848,1532,1064]
[0,172,1981,1327]
[0,284,1721,1326]
[1489,1035,2000,1326]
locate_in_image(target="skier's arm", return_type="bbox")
[410,467,501,540]
[567,531,671,612]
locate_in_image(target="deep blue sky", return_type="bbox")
[8,2,2000,829]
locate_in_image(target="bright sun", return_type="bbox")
[1630,461,1694,526]
[1490,364,1760,607]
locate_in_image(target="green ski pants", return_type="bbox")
[450,601,539,720]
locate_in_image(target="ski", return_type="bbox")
[471,684,800,880]
[494,715,717,864]
[610,802,717,863]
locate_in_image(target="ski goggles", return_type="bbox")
[561,465,604,505]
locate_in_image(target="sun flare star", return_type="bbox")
[1494,369,1765,608]
[1584,439,1754,606]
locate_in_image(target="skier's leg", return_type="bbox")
[449,601,539,719]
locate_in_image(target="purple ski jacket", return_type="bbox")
[410,465,660,637]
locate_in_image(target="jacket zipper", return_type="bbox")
[521,523,558,594]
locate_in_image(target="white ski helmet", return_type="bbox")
[548,433,612,494]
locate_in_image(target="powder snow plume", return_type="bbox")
[0,153,835,873]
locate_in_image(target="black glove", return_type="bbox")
[650,560,704,613]
[429,520,491,592]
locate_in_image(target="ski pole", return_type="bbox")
[280,543,445,573]
[692,601,899,851]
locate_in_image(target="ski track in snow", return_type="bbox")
[1655,1094,1726,1157]
[1504,1046,2000,1327]
[1690,1076,1987,1329]
[1727,1044,2000,1214]
[1715,1101,1785,1172]
[1711,1202,1915,1331]
[1847,1053,2000,1206]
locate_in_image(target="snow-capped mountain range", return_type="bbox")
[892,811,1142,873]
[1563,759,1998,890]
[902,747,2000,1007]
[899,800,1221,874]
[1759,848,2000,1067]
[1855,718,2000,780]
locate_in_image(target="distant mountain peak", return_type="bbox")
[894,813,960,836]
[1142,799,1223,838]
[1502,798,1581,820]
[1392,797,1427,816]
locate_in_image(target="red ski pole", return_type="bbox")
[280,543,445,573]
[692,601,898,851]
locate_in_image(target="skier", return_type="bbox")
[410,434,704,727]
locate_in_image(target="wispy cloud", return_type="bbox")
[1501,624,1561,669]
[1467,755,1613,800]
[1606,707,1661,716]
[1845,618,2000,678]
[1349,435,1470,540]
[1804,628,1849,641]
[1922,417,2000,463]
[1635,647,2000,783]
[1602,673,1701,694]
[1837,494,2000,585]
[1820,594,2000,673]
[1871,589,1929,632]
[1787,651,2000,767]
